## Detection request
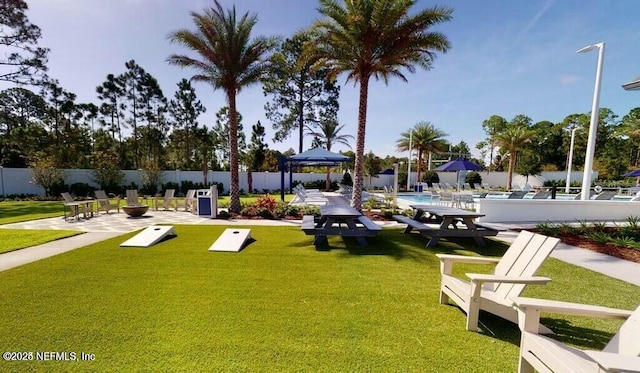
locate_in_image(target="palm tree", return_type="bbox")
[396,121,447,183]
[305,0,452,211]
[306,119,354,191]
[494,125,536,190]
[167,1,276,213]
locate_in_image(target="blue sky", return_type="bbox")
[21,0,640,160]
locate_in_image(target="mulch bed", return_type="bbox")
[531,230,640,264]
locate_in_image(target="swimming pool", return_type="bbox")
[396,192,631,206]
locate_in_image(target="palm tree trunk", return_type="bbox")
[507,151,516,190]
[417,150,423,183]
[228,90,241,213]
[325,166,331,192]
[351,75,370,212]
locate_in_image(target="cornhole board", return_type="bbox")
[120,225,176,247]
[208,228,252,252]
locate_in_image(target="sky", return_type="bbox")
[16,0,640,161]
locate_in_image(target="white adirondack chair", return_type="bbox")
[154,189,177,211]
[436,230,560,332]
[513,297,639,373]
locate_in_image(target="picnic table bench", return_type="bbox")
[393,205,500,247]
[301,204,381,248]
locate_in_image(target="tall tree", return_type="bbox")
[0,87,47,167]
[212,106,245,169]
[614,107,640,166]
[305,119,353,191]
[167,79,206,169]
[96,73,126,163]
[305,0,452,210]
[263,33,340,153]
[0,0,49,85]
[168,0,276,213]
[396,121,448,183]
[481,115,508,171]
[245,120,268,193]
[494,125,536,190]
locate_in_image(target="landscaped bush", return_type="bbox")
[161,182,180,195]
[179,180,224,196]
[465,172,482,188]
[69,182,96,198]
[341,171,353,187]
[421,170,439,185]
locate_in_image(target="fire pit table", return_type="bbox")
[122,205,149,217]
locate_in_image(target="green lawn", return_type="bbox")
[0,229,81,254]
[0,226,637,371]
[0,200,66,224]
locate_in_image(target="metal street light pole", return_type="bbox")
[393,162,399,207]
[407,130,412,191]
[565,128,579,193]
[577,42,605,201]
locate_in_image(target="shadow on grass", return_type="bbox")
[315,229,513,264]
[538,317,618,350]
[463,309,618,351]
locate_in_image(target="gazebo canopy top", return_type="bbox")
[286,148,350,165]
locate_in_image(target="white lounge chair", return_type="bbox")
[436,230,560,332]
[513,296,638,373]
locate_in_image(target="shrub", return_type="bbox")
[162,182,180,195]
[70,183,96,198]
[465,172,482,188]
[255,195,277,214]
[421,170,439,185]
[341,171,353,187]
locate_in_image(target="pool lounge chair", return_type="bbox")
[436,230,560,332]
[593,191,617,200]
[513,297,638,373]
[508,191,528,199]
[531,191,551,199]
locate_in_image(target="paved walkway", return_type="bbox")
[1,211,639,287]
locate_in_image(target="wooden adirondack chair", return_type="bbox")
[436,230,560,332]
[513,297,639,373]
[126,189,142,206]
[154,189,177,211]
[183,189,196,213]
[94,190,120,213]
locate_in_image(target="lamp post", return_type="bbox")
[392,162,399,207]
[576,42,605,201]
[565,128,579,193]
[407,130,412,191]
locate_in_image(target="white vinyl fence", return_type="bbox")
[0,167,593,196]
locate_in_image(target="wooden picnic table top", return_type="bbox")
[409,204,485,218]
[320,204,362,218]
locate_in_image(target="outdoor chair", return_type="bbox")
[531,191,551,199]
[126,189,143,206]
[290,186,328,205]
[183,189,196,213]
[508,191,528,199]
[513,297,638,373]
[593,191,617,200]
[94,190,120,213]
[436,230,560,332]
[154,189,178,211]
[61,192,93,220]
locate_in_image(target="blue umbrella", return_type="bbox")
[435,157,483,172]
[623,169,640,177]
[435,157,483,191]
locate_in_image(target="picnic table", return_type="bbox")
[392,204,499,247]
[301,204,381,248]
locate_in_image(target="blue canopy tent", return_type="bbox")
[280,148,351,201]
